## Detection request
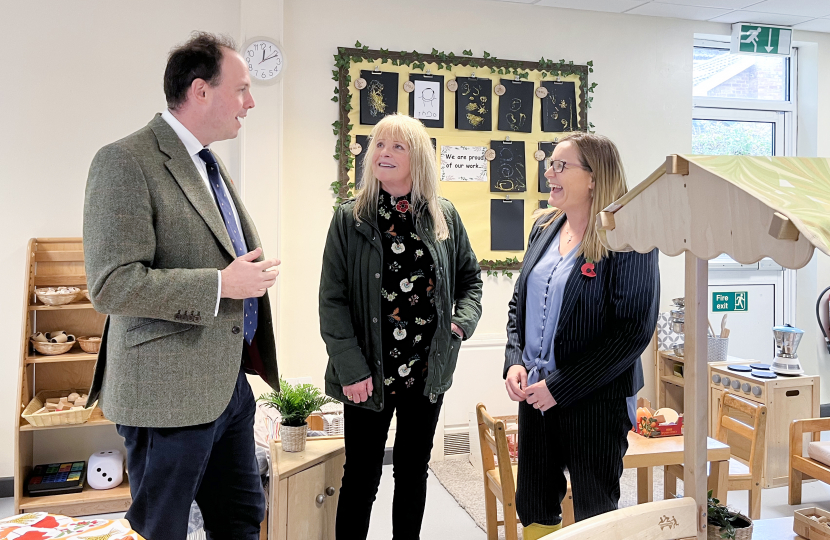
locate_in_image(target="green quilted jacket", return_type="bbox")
[319,197,483,410]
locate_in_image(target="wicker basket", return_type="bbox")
[319,402,345,436]
[708,515,753,540]
[77,336,102,354]
[280,424,308,452]
[35,288,80,306]
[31,339,75,355]
[21,389,98,427]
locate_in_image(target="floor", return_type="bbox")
[2,464,829,540]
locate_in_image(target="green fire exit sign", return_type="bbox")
[731,24,792,56]
[713,292,748,312]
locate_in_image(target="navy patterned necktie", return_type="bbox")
[198,148,257,344]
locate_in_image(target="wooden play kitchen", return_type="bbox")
[597,154,830,539]
[14,238,130,516]
[710,362,819,488]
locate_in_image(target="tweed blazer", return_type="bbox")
[83,114,279,428]
[504,213,659,408]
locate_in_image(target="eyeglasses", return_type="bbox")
[545,158,591,173]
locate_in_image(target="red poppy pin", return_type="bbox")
[581,258,596,278]
[395,200,410,213]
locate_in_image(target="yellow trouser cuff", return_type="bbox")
[523,522,562,540]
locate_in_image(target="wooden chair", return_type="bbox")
[789,417,830,505]
[542,497,697,540]
[664,393,767,519]
[475,403,574,540]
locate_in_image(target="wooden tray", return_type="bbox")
[794,507,830,540]
[21,389,97,427]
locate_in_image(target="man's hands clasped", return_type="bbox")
[221,247,280,299]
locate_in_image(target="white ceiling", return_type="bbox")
[490,0,830,33]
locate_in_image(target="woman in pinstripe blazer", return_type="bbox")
[503,133,659,540]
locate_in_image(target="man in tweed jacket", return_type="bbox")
[83,33,279,540]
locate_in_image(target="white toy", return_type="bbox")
[88,450,124,490]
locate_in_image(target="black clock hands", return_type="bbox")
[263,50,280,62]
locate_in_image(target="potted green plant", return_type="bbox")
[707,490,753,539]
[258,379,337,452]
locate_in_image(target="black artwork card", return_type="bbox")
[541,81,577,132]
[360,70,399,125]
[537,142,557,193]
[455,77,492,131]
[409,74,444,129]
[491,199,525,251]
[354,135,369,189]
[497,79,534,133]
[490,140,526,193]
[431,138,437,152]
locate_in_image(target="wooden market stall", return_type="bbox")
[597,154,830,539]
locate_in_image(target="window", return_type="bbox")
[692,40,795,158]
[692,39,797,325]
[693,46,789,101]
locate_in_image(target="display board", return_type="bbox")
[332,44,595,270]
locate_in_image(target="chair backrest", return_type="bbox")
[716,393,767,474]
[543,497,697,540]
[476,403,516,501]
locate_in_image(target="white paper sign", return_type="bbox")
[441,146,487,182]
[414,80,441,121]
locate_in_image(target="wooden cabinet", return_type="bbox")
[270,438,345,540]
[15,238,131,515]
[709,364,820,488]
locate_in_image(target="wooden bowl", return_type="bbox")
[35,288,80,306]
[77,336,102,354]
[31,339,74,355]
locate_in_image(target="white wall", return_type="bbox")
[2,0,830,478]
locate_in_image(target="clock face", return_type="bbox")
[244,40,284,82]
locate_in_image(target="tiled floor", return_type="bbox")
[3,464,829,539]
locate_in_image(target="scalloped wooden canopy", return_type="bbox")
[598,154,830,270]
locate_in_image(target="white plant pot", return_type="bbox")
[280,423,308,452]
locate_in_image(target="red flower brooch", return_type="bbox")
[581,258,596,278]
[395,199,410,213]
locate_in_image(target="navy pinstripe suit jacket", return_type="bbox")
[504,213,660,408]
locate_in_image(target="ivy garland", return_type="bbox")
[331,42,596,275]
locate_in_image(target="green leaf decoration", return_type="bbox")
[355,40,362,48]
[462,49,472,56]
[484,51,491,58]
[331,96,338,102]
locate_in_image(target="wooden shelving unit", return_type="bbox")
[15,238,130,515]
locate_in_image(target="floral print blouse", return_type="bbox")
[378,190,438,394]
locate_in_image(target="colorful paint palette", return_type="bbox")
[26,461,86,496]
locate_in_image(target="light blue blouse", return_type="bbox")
[522,230,579,386]
[521,229,638,425]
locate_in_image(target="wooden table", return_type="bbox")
[623,432,731,504]
[750,517,803,539]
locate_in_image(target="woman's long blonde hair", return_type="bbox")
[539,132,628,262]
[352,114,449,241]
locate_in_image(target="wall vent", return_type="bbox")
[443,429,470,456]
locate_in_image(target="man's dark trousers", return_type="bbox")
[117,367,265,540]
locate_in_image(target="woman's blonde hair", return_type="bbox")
[352,114,449,241]
[539,132,628,262]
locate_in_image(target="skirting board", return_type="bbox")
[0,477,12,498]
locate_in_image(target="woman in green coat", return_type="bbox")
[320,113,482,540]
